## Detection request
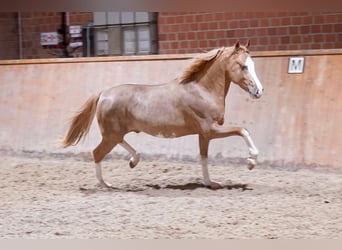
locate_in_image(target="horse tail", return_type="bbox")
[62,94,100,148]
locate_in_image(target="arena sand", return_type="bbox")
[0,153,341,239]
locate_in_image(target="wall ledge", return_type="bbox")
[1,49,342,66]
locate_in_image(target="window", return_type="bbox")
[89,12,158,56]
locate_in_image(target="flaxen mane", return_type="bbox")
[179,47,225,84]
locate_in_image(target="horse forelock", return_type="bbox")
[237,44,249,53]
[179,47,225,84]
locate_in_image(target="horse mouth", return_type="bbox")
[253,93,262,99]
[249,90,262,99]
[248,87,263,99]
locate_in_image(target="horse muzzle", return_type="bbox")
[249,86,263,99]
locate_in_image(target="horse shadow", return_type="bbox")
[147,182,253,191]
[79,182,252,195]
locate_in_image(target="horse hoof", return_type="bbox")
[247,158,256,170]
[207,181,223,190]
[97,181,113,189]
[129,154,140,168]
[129,159,137,168]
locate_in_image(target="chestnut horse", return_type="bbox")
[62,41,263,189]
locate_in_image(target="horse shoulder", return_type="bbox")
[181,83,226,127]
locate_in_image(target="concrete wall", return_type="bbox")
[0,50,341,169]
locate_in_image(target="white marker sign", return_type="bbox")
[288,57,305,74]
[40,32,59,45]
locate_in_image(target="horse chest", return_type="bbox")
[189,97,225,124]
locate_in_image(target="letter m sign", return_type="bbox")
[288,57,305,74]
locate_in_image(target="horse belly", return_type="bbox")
[135,113,191,138]
[130,103,194,138]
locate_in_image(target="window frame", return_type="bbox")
[90,12,158,56]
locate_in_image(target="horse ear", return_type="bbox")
[246,40,250,49]
[234,41,240,51]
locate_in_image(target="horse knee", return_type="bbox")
[239,128,250,137]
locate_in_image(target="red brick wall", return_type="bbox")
[20,12,93,59]
[0,13,19,59]
[158,12,342,53]
[1,12,341,59]
[20,12,61,59]
[0,12,93,59]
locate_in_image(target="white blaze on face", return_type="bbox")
[245,56,263,97]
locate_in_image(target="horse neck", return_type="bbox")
[197,59,231,102]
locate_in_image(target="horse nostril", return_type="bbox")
[255,88,263,98]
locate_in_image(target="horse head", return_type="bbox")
[225,41,264,99]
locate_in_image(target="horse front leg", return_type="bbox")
[199,135,223,190]
[210,124,259,170]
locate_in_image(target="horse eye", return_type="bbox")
[241,65,248,70]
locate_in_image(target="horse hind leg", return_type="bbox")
[93,136,118,188]
[119,140,140,168]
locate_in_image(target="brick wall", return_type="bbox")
[20,12,93,59]
[0,13,19,59]
[0,12,92,59]
[20,12,61,59]
[158,12,342,53]
[1,12,341,59]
